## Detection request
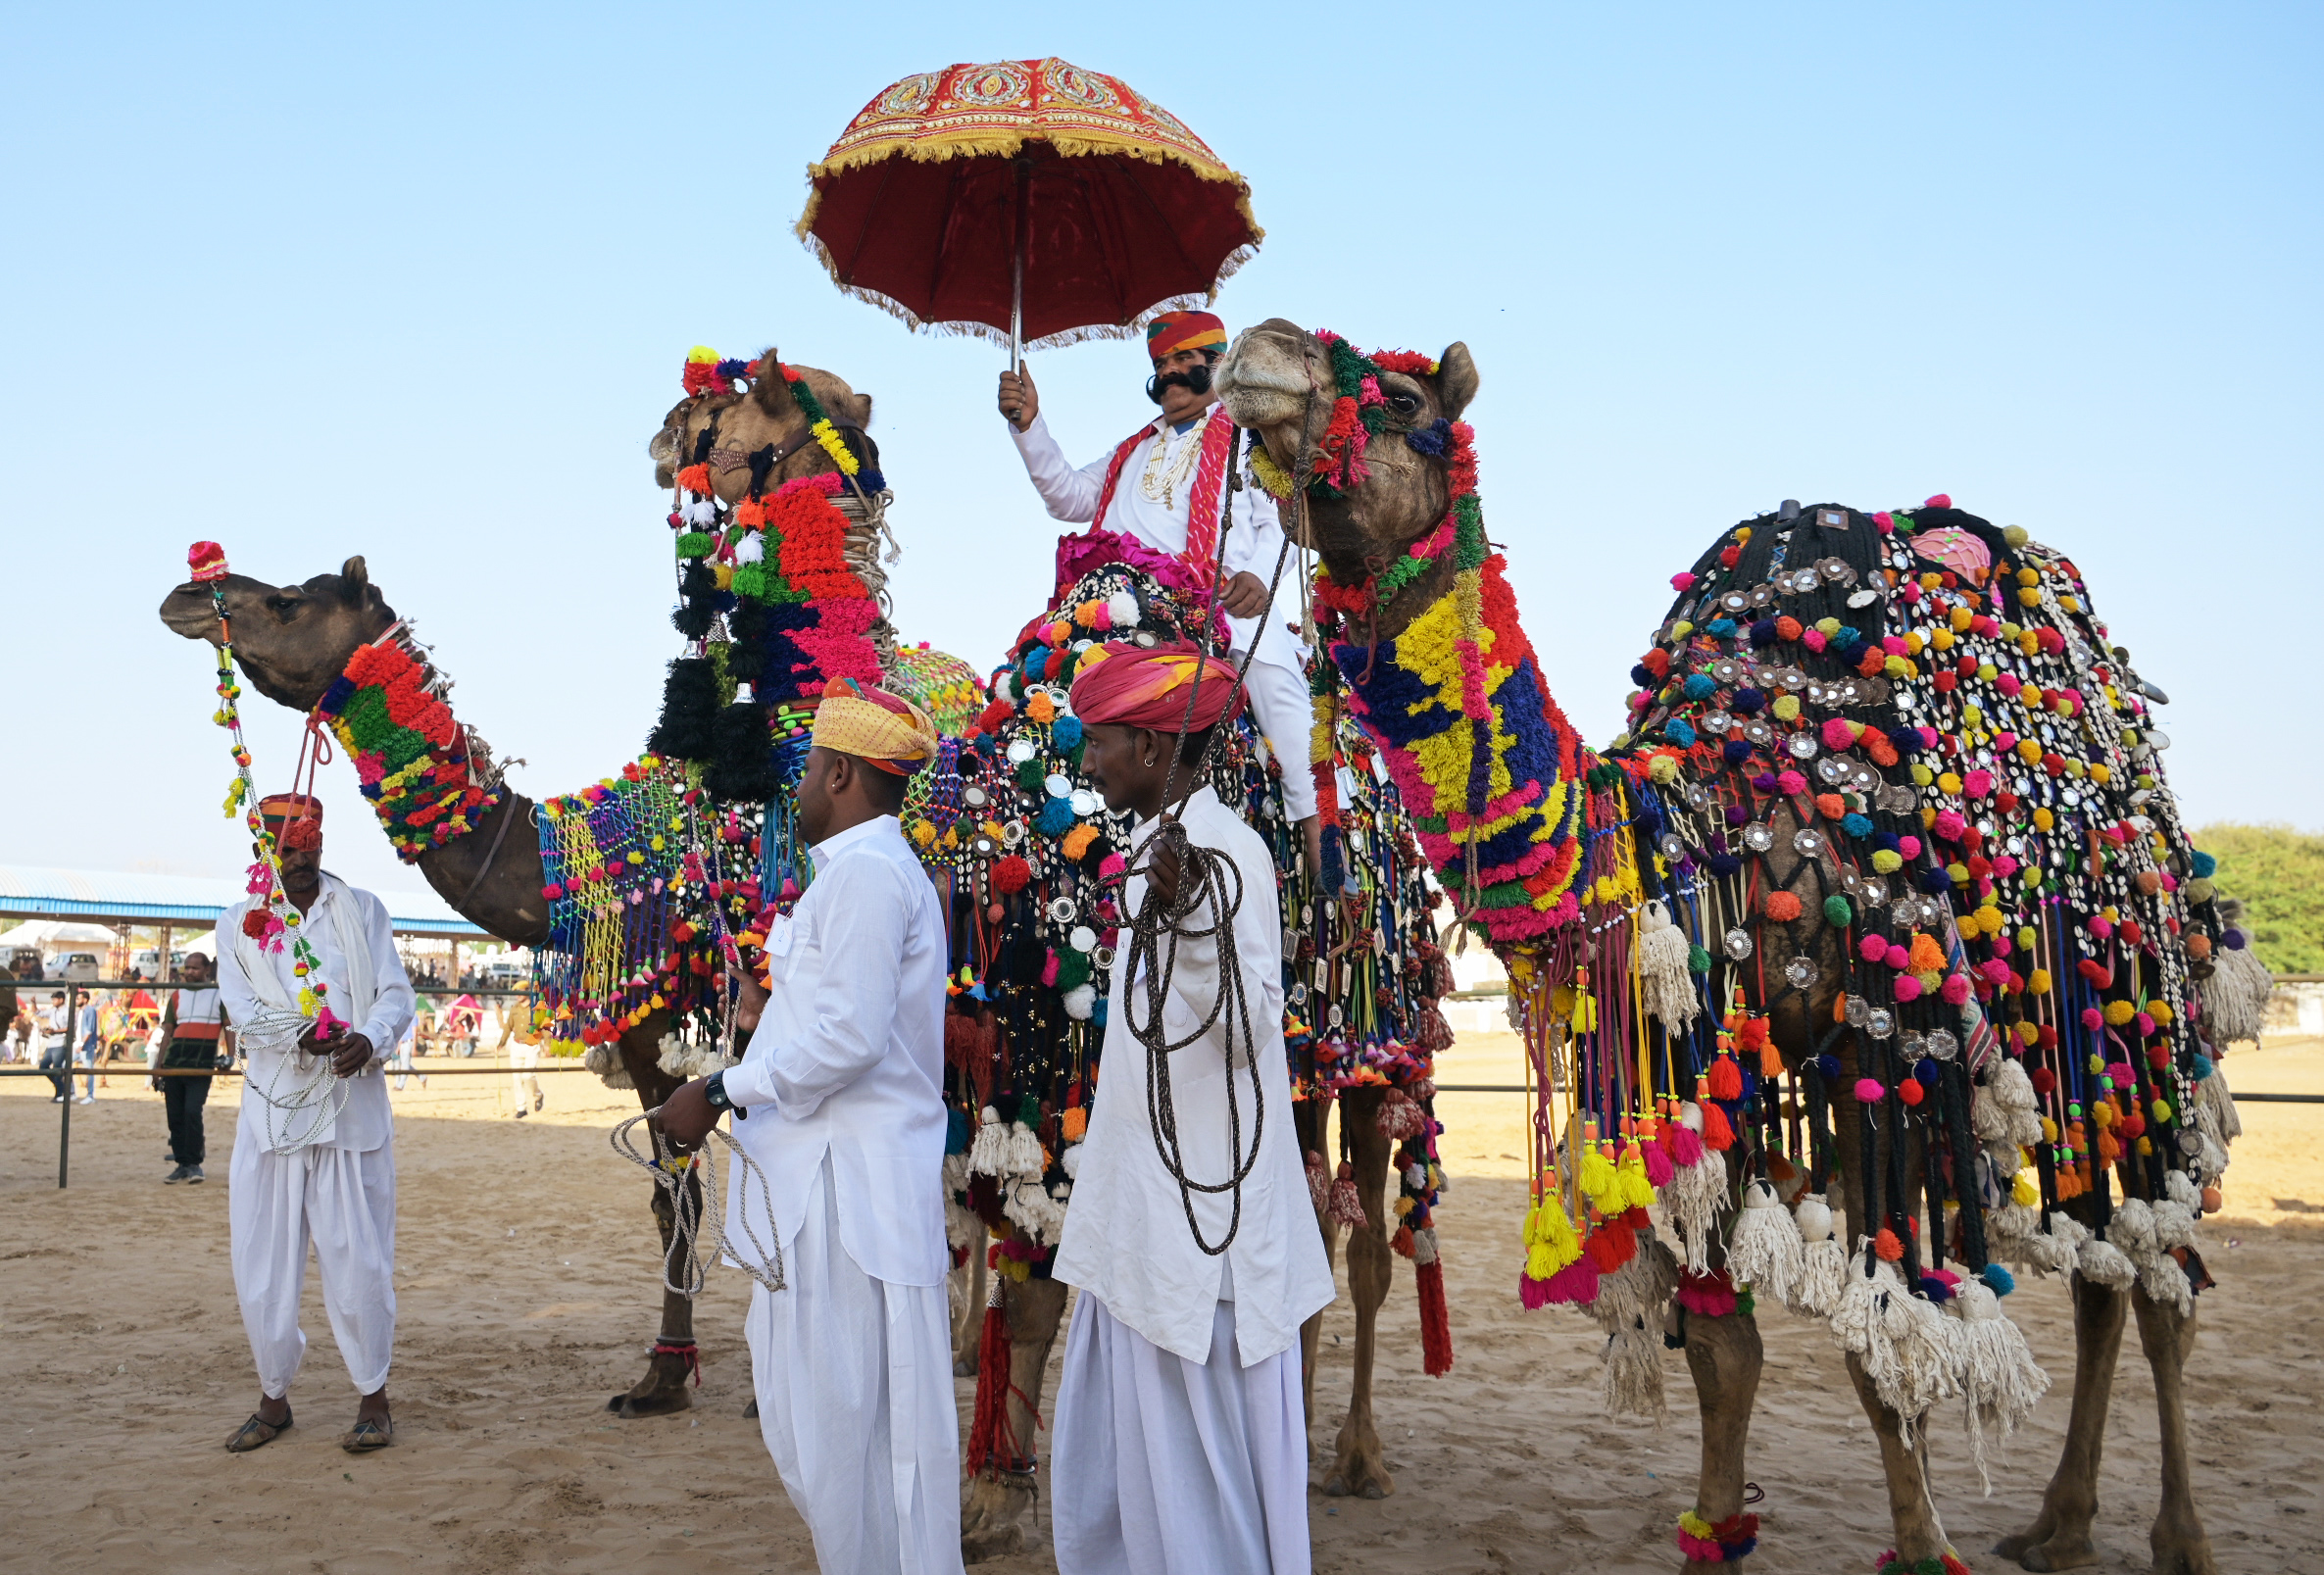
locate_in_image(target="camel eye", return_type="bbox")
[1386,390,1420,416]
[266,594,303,617]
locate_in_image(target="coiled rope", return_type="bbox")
[610,1109,786,1296]
[1113,420,1312,1255]
[237,1008,351,1154]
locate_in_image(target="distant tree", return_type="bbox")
[2195,823,2324,975]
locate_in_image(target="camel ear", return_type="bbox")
[339,556,371,606]
[853,391,873,428]
[1436,343,1480,420]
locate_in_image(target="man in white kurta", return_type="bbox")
[1000,310,1319,835]
[1051,643,1337,1575]
[657,678,963,1575]
[214,794,416,1452]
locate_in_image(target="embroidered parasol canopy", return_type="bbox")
[798,59,1261,360]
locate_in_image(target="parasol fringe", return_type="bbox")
[805,125,1249,189]
[798,240,1261,352]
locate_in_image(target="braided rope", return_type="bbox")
[610,1110,786,1296]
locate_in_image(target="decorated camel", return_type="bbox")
[1218,319,2240,1574]
[648,351,1456,1554]
[158,345,1458,1563]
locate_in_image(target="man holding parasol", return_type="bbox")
[998,311,1321,846]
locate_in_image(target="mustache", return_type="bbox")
[1145,363,1213,404]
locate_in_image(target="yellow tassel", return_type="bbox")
[1617,1144,1657,1209]
[1579,1143,1623,1216]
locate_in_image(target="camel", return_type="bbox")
[159,361,901,1426]
[1219,319,2234,1574]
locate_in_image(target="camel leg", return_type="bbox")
[1682,1309,1763,1555]
[1324,1085,1394,1500]
[954,1247,987,1378]
[1844,1352,1949,1567]
[1994,1272,2126,1570]
[608,1176,700,1417]
[1299,1095,1342,1438]
[961,1273,1069,1565]
[610,1019,699,1418]
[2132,1285,2217,1575]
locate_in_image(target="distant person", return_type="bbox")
[497,989,544,1117]
[155,953,232,1184]
[388,1017,426,1092]
[73,993,101,1103]
[446,993,481,1058]
[40,992,71,1101]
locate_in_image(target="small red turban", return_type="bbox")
[1069,641,1245,732]
[258,792,323,850]
[1146,311,1225,364]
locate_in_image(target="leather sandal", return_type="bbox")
[225,1408,291,1452]
[339,1416,393,1452]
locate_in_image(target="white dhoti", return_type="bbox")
[746,1156,963,1575]
[1237,655,1319,824]
[227,1120,397,1398]
[1052,1290,1311,1575]
[509,1040,541,1107]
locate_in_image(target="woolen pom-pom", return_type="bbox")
[1824,895,1854,927]
[1762,890,1803,922]
[1854,1077,1886,1104]
[992,855,1032,894]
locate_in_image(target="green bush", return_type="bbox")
[2195,823,2324,975]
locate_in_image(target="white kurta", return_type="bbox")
[1013,410,1319,822]
[1050,786,1332,1575]
[719,813,961,1575]
[216,874,416,1399]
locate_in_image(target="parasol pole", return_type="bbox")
[1009,157,1032,373]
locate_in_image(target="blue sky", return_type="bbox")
[3,3,2315,900]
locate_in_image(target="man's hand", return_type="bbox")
[998,368,1039,431]
[655,1077,717,1150]
[327,1032,375,1078]
[1218,570,1272,619]
[1146,838,1184,910]
[1301,813,1324,886]
[728,965,768,1032]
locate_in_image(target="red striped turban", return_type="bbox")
[258,793,323,850]
[1146,311,1226,364]
[1069,641,1245,732]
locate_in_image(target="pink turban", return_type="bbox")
[1069,641,1245,732]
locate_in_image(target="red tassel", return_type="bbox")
[1706,1055,1743,1102]
[964,1301,1011,1477]
[1701,1100,1735,1152]
[1417,1258,1454,1376]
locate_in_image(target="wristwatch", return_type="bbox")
[703,1069,731,1112]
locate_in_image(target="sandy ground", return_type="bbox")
[2,1037,2319,1575]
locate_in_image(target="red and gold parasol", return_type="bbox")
[798,59,1261,364]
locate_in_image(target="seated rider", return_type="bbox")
[999,311,1321,873]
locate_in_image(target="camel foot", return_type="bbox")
[2150,1525,2217,1575]
[1998,1532,2101,1572]
[1322,1446,1393,1500]
[606,1387,692,1418]
[961,1468,1035,1565]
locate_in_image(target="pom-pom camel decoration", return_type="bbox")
[1217,318,2240,1575]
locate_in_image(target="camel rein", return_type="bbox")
[611,1108,787,1297]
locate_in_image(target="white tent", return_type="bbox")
[0,919,119,949]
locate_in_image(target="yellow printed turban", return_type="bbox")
[812,677,939,775]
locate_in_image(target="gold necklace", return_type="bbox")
[1137,408,1211,511]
